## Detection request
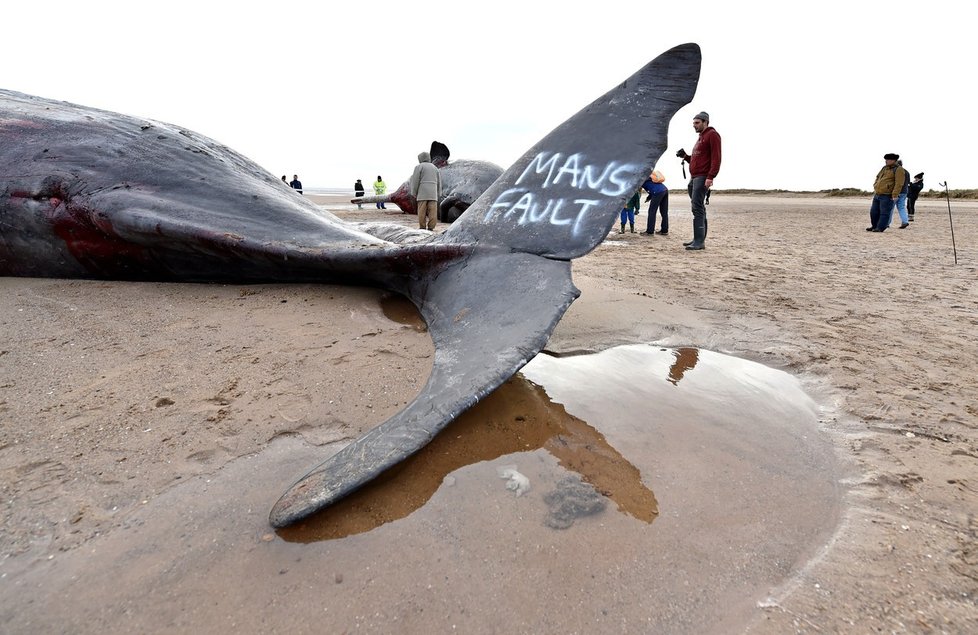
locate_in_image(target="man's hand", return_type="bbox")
[705,178,714,189]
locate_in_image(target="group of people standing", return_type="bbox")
[868,154,924,232]
[305,112,930,248]
[281,174,303,194]
[353,153,441,230]
[621,110,721,251]
[618,169,668,236]
[352,177,388,210]
[345,112,724,241]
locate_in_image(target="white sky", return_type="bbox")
[4,1,974,192]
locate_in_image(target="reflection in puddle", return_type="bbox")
[5,344,842,635]
[667,346,699,385]
[279,343,822,543]
[278,373,658,542]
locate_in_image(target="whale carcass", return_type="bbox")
[352,143,504,223]
[0,44,702,527]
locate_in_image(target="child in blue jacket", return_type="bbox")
[620,189,642,233]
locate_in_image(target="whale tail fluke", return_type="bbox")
[443,43,701,261]
[270,251,577,527]
[270,44,702,527]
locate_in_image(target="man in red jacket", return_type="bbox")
[677,111,722,250]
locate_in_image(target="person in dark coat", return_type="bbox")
[354,179,365,209]
[908,172,924,222]
[289,175,303,194]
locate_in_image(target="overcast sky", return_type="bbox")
[4,1,973,192]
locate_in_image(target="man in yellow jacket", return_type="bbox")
[373,176,387,209]
[868,153,907,232]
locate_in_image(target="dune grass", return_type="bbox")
[714,187,978,199]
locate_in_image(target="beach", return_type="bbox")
[1,193,976,633]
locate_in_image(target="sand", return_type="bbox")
[1,193,976,633]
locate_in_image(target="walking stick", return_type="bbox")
[940,181,958,264]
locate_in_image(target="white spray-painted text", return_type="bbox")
[484,151,639,235]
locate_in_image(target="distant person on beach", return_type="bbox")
[908,172,924,222]
[888,159,911,229]
[410,151,442,230]
[640,169,669,236]
[868,153,907,232]
[620,188,641,234]
[281,175,288,186]
[290,175,303,195]
[676,111,721,250]
[354,179,365,209]
[374,176,387,209]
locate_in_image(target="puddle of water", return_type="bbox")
[278,372,657,542]
[379,293,427,331]
[2,345,842,634]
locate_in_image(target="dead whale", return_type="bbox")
[352,156,504,223]
[0,43,701,527]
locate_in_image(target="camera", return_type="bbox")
[675,148,686,158]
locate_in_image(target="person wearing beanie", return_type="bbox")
[868,154,907,232]
[908,172,925,221]
[676,111,721,250]
[354,178,365,209]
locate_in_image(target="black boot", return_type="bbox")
[686,221,705,250]
[629,222,635,233]
[619,223,625,234]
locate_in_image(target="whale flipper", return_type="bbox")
[270,43,701,526]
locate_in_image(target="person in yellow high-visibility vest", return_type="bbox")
[373,176,387,209]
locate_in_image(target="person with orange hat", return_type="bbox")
[640,169,669,235]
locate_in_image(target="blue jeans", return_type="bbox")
[889,193,909,226]
[870,194,895,230]
[646,189,669,233]
[620,208,635,225]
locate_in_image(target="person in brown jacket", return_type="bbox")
[868,153,907,232]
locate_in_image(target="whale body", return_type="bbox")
[0,44,702,527]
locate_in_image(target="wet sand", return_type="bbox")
[0,344,841,634]
[2,194,977,632]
